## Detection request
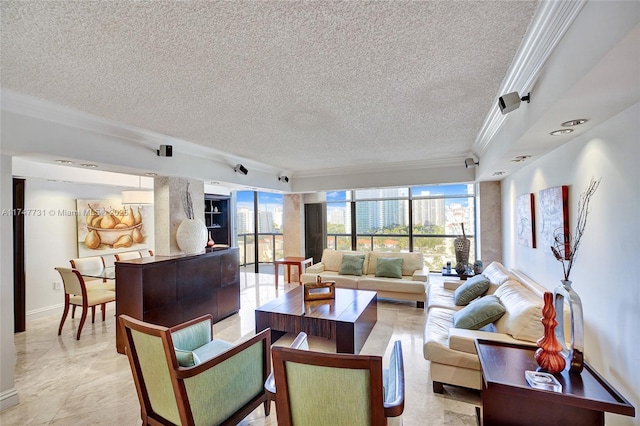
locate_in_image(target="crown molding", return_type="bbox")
[292,156,465,179]
[473,0,586,155]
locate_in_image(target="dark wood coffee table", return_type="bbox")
[475,339,635,425]
[255,286,377,354]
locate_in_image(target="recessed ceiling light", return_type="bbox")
[550,129,574,136]
[56,160,73,164]
[561,119,588,127]
[81,163,98,168]
[144,172,157,176]
[493,171,506,176]
[511,155,531,163]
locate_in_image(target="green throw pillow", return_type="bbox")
[175,348,200,367]
[339,254,366,276]
[375,257,404,279]
[453,295,506,330]
[453,274,490,306]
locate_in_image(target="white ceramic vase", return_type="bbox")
[176,218,208,254]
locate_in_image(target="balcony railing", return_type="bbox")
[327,233,475,272]
[237,232,283,266]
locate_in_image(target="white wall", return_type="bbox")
[502,103,640,425]
[24,179,154,318]
[0,155,18,410]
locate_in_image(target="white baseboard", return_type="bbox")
[0,387,19,411]
[26,303,64,321]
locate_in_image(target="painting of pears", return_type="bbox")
[78,199,151,255]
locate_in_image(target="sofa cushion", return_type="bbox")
[320,249,345,272]
[338,254,366,276]
[454,274,490,306]
[357,276,427,294]
[375,257,403,278]
[493,279,544,342]
[482,261,513,294]
[423,308,480,370]
[313,271,359,289]
[427,283,465,311]
[453,295,505,330]
[320,249,370,273]
[368,251,423,276]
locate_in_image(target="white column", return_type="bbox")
[283,194,305,282]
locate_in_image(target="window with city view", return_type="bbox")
[327,184,475,271]
[236,191,283,267]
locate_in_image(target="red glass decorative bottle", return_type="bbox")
[535,292,566,374]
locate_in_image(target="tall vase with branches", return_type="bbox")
[175,182,207,254]
[454,223,470,274]
[551,177,600,374]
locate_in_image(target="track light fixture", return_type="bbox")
[278,175,289,183]
[157,144,173,157]
[234,164,248,175]
[498,91,530,115]
[465,158,479,168]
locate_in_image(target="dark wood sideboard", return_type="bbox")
[115,248,240,353]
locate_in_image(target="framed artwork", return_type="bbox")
[516,193,536,248]
[539,185,569,258]
[76,199,151,257]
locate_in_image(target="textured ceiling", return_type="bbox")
[1,1,539,177]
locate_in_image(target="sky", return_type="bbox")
[236,191,283,211]
[236,184,473,213]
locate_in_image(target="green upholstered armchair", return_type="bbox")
[119,314,271,426]
[267,332,405,426]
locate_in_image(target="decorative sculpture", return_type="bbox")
[535,292,566,374]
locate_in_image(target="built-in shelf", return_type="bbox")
[204,194,230,246]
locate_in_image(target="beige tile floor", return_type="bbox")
[1,271,480,425]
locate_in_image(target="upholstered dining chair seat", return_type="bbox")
[68,290,115,307]
[84,281,115,292]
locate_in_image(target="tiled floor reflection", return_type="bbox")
[1,271,480,425]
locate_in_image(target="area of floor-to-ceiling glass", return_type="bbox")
[326,184,476,271]
[236,190,284,272]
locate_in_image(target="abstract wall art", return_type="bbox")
[516,193,536,248]
[539,186,570,258]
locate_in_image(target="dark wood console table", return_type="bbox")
[115,248,240,353]
[475,339,635,425]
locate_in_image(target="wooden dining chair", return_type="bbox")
[114,251,142,261]
[69,256,112,289]
[55,267,116,340]
[100,253,117,268]
[68,256,114,320]
[139,249,153,257]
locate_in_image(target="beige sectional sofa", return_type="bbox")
[300,249,429,308]
[423,261,566,392]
